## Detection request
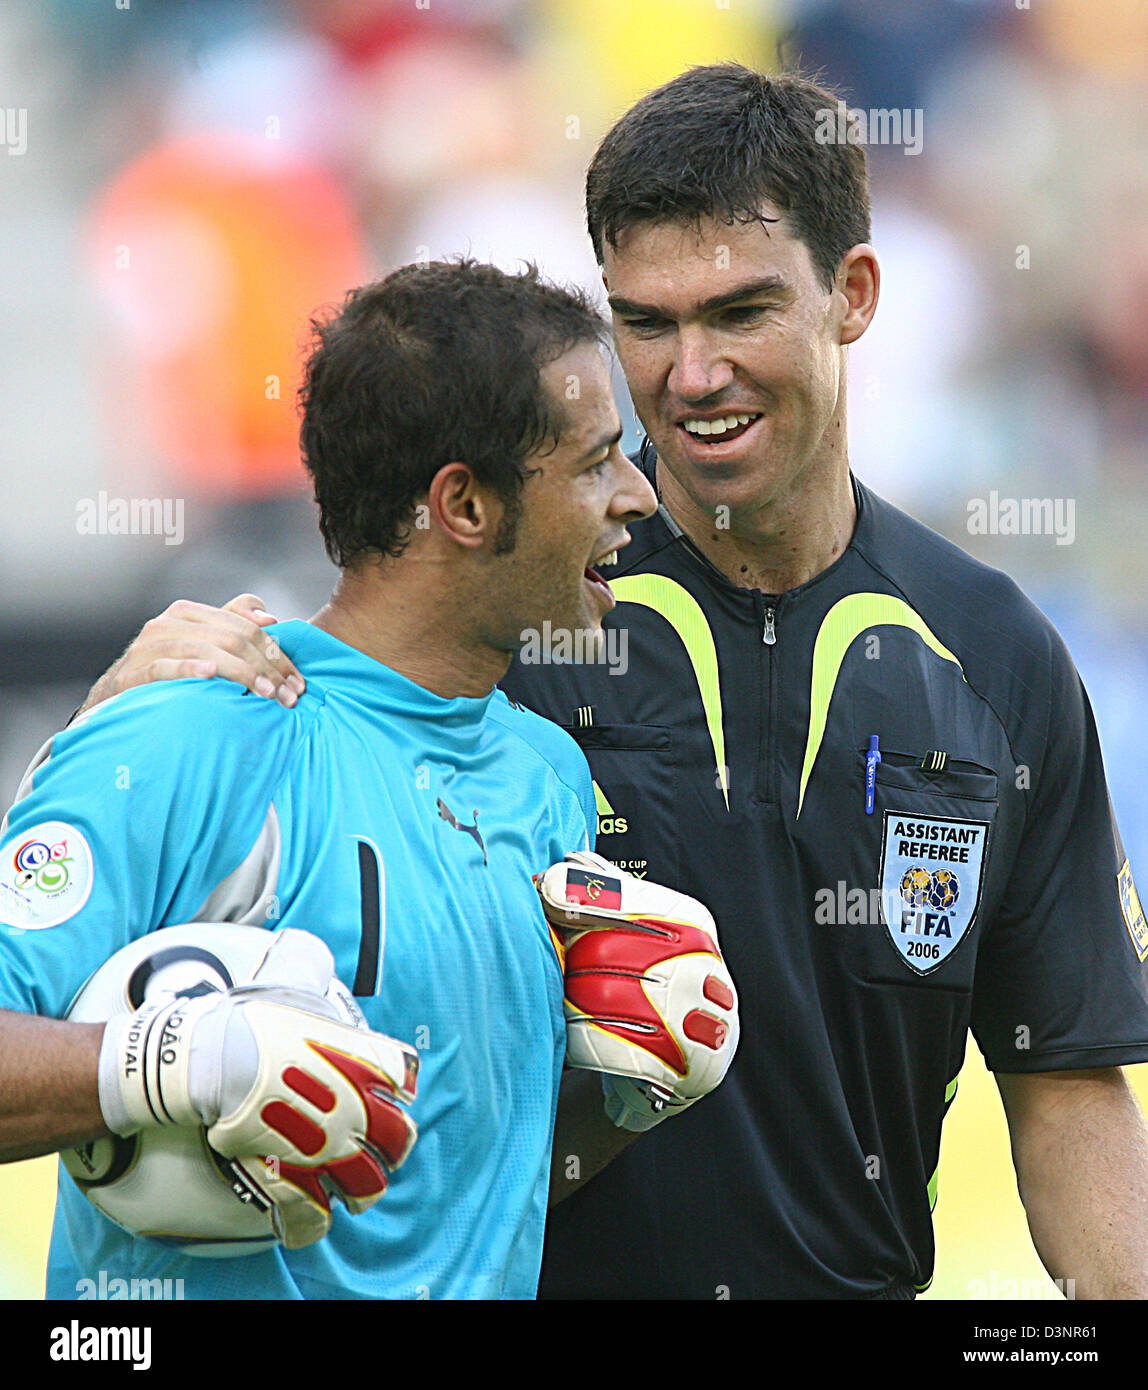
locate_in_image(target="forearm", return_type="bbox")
[1001,1068,1148,1299]
[0,1010,108,1162]
[549,1069,640,1206]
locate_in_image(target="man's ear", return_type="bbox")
[427,462,492,550]
[836,244,880,346]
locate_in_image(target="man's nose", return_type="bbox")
[668,327,735,402]
[613,452,657,521]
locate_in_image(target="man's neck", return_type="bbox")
[310,564,509,700]
[656,457,857,595]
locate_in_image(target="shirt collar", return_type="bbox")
[271,620,498,726]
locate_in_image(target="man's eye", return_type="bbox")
[620,317,665,334]
[726,305,769,323]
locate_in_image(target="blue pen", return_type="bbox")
[865,734,881,815]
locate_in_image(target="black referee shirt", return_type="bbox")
[501,455,1148,1300]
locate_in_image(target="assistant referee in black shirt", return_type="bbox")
[504,64,1148,1300]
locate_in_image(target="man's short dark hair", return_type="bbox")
[299,260,608,565]
[586,65,871,291]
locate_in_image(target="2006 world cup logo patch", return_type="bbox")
[878,813,989,975]
[0,821,94,929]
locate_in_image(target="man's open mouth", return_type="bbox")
[678,412,762,446]
[584,548,619,596]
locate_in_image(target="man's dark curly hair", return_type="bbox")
[586,64,871,291]
[299,259,608,566]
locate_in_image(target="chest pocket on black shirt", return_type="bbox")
[856,750,999,991]
[565,724,676,882]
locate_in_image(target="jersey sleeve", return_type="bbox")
[544,723,596,858]
[0,681,302,1020]
[570,752,596,856]
[970,624,1148,1072]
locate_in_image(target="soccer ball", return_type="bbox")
[899,866,932,908]
[61,923,364,1259]
[928,870,960,911]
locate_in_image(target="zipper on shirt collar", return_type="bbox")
[753,591,780,807]
[756,591,782,644]
[653,496,786,639]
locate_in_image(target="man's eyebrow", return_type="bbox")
[608,275,788,320]
[577,425,624,462]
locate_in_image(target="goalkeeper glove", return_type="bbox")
[97,928,418,1248]
[536,851,738,1131]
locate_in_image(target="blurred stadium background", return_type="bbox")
[1,0,1146,1300]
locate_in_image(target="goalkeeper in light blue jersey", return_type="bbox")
[0,261,656,1299]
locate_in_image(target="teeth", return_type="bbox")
[598,551,618,567]
[683,413,758,437]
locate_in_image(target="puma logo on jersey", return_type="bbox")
[436,799,488,866]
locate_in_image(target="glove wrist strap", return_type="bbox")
[100,995,204,1135]
[602,1074,692,1133]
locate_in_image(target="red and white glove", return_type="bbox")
[98,929,418,1248]
[536,852,738,1131]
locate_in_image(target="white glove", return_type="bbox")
[536,852,739,1131]
[98,929,418,1248]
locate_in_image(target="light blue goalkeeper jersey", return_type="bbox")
[0,621,594,1300]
